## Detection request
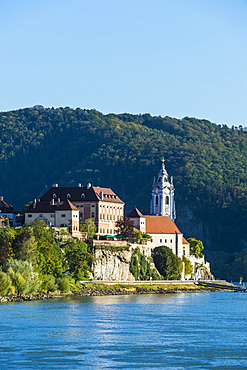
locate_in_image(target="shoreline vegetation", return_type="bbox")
[0,282,232,303]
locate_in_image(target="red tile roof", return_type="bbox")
[182,237,190,245]
[145,216,182,234]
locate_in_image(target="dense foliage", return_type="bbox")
[152,246,183,280]
[129,247,160,280]
[188,238,204,258]
[1,106,247,276]
[0,221,94,294]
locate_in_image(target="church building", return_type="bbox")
[127,159,190,259]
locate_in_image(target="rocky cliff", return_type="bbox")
[91,241,158,281]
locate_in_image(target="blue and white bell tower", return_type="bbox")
[150,158,176,220]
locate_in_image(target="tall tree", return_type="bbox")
[115,217,134,238]
[152,246,182,280]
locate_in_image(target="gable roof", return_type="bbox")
[25,199,79,213]
[57,199,79,211]
[127,208,144,218]
[145,216,182,234]
[0,197,14,213]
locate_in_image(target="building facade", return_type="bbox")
[24,183,124,235]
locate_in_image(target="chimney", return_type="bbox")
[100,191,104,200]
[0,196,3,201]
[52,183,59,187]
[78,183,82,187]
[57,198,61,207]
[33,199,37,209]
[87,183,91,189]
[51,199,55,206]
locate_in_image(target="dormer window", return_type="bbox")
[53,194,57,198]
[67,193,71,199]
[81,193,85,198]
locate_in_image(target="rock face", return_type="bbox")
[92,245,135,281]
[91,242,158,281]
[176,205,211,247]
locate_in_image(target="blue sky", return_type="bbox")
[1,0,247,126]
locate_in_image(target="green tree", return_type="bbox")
[0,228,16,266]
[13,227,38,267]
[0,271,12,294]
[129,247,160,280]
[29,220,63,277]
[152,246,182,280]
[80,218,97,240]
[188,238,204,258]
[133,231,152,244]
[182,255,193,276]
[40,274,57,293]
[63,239,95,281]
[4,260,41,294]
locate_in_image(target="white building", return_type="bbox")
[127,208,190,259]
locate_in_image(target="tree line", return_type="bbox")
[0,106,247,275]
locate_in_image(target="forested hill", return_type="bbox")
[1,106,247,255]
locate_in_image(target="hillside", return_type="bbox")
[0,106,247,260]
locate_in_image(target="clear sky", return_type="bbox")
[1,0,247,126]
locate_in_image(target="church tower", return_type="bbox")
[150,158,176,220]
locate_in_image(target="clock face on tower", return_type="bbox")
[155,187,159,194]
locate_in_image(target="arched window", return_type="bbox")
[165,196,169,205]
[156,195,159,205]
[53,194,57,198]
[67,193,71,199]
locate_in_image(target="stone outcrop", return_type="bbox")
[92,242,135,281]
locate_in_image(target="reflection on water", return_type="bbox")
[0,292,247,369]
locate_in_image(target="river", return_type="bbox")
[1,292,247,369]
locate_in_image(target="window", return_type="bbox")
[160,239,162,243]
[170,239,172,243]
[39,214,43,217]
[67,193,71,199]
[28,214,32,218]
[61,214,66,218]
[165,239,167,243]
[156,195,159,205]
[81,193,85,198]
[50,214,54,218]
[53,194,57,198]
[91,205,95,208]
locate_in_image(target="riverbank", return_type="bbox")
[0,282,230,303]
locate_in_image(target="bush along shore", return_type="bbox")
[0,283,229,303]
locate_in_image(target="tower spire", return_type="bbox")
[150,158,176,220]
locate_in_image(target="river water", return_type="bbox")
[1,292,247,369]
